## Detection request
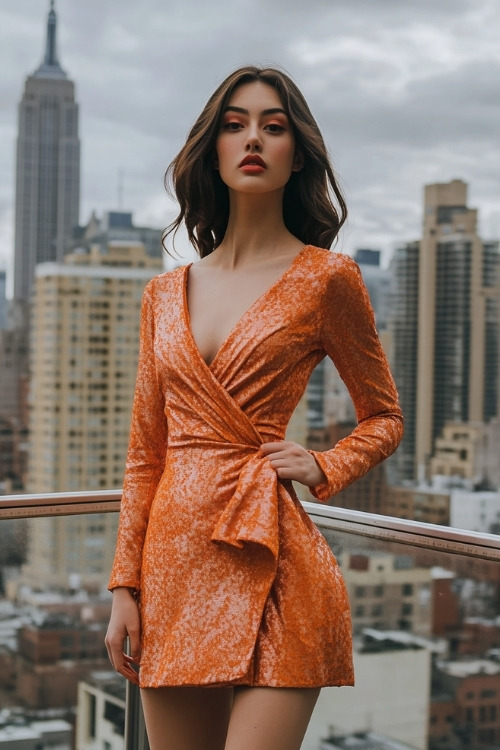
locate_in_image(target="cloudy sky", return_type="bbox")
[0,0,499,285]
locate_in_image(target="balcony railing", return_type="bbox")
[0,489,122,519]
[1,491,499,750]
[2,490,499,560]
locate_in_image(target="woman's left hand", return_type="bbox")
[259,441,327,487]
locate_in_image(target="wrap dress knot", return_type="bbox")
[109,246,404,689]
[213,451,283,559]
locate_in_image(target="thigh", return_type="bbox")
[141,686,233,750]
[225,686,320,750]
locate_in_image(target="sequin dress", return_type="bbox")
[108,246,403,688]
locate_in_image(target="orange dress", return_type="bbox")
[108,246,403,689]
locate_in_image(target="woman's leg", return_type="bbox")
[141,686,233,750]
[225,686,320,750]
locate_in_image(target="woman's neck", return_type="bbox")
[213,191,300,269]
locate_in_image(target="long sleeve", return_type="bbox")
[108,281,168,590]
[309,256,404,502]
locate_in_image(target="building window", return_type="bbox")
[104,700,126,736]
[87,692,96,739]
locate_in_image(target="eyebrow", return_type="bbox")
[223,106,288,117]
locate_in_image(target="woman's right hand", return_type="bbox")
[105,587,141,685]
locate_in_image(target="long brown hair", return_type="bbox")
[163,66,347,257]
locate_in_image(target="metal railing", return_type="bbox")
[1,490,499,750]
[0,489,121,518]
[2,490,499,560]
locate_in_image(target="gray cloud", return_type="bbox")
[0,0,499,281]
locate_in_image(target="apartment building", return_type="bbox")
[430,658,500,749]
[430,420,500,489]
[305,630,434,750]
[76,673,126,750]
[386,484,451,525]
[390,180,499,482]
[22,241,162,591]
[339,552,433,637]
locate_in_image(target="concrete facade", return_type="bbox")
[430,420,500,490]
[339,552,434,637]
[75,673,125,750]
[304,632,432,750]
[22,241,161,591]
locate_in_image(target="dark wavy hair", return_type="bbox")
[163,66,347,258]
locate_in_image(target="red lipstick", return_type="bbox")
[239,154,267,172]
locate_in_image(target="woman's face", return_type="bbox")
[215,81,300,196]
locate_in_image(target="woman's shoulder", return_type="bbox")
[143,264,187,297]
[302,246,361,281]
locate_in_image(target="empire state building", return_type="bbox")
[13,1,80,301]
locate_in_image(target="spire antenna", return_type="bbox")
[45,0,58,66]
[34,0,66,79]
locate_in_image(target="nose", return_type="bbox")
[245,123,262,151]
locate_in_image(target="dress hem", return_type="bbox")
[139,678,355,690]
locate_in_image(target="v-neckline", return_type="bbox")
[182,245,310,370]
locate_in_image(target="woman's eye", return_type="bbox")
[222,121,242,131]
[265,123,285,133]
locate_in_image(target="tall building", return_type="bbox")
[0,270,6,329]
[389,240,420,481]
[14,1,80,301]
[390,180,499,481]
[22,241,162,591]
[0,302,30,428]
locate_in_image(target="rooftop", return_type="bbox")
[359,628,447,655]
[320,730,417,750]
[437,658,500,678]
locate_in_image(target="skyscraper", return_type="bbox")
[390,180,499,482]
[389,241,419,482]
[0,270,7,329]
[23,241,162,590]
[13,1,80,301]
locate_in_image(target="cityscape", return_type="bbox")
[0,4,499,750]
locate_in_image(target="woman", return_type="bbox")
[105,66,403,750]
